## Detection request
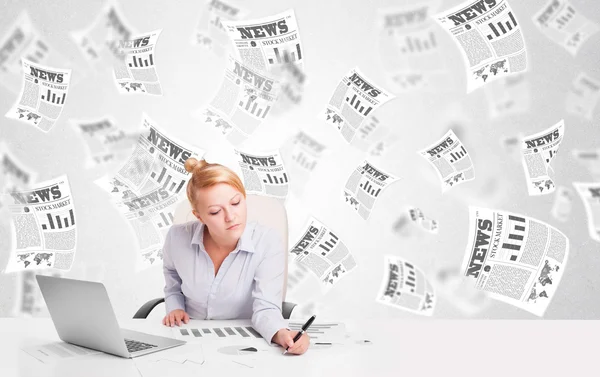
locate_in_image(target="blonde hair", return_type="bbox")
[184,157,246,208]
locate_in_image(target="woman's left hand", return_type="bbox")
[273,328,310,355]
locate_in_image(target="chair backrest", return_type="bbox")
[172,194,289,300]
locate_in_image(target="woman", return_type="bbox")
[161,157,309,355]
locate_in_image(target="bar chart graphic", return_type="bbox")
[359,179,381,197]
[128,53,154,68]
[41,209,75,230]
[156,210,174,228]
[177,326,262,339]
[503,215,526,261]
[448,145,467,163]
[486,11,518,40]
[318,232,339,256]
[150,167,186,193]
[346,94,373,116]
[399,31,437,54]
[292,150,317,171]
[554,6,576,30]
[403,262,417,293]
[238,96,271,118]
[41,89,66,105]
[267,43,302,64]
[262,172,288,185]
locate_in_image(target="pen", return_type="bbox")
[282,314,316,355]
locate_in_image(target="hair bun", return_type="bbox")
[184,157,208,173]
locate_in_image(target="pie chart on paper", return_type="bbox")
[217,345,258,356]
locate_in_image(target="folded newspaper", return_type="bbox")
[376,255,436,316]
[461,206,569,316]
[434,0,528,92]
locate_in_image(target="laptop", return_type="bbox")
[36,275,186,358]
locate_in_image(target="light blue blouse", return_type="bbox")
[162,220,288,345]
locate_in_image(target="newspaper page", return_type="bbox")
[321,67,395,143]
[2,175,77,272]
[286,259,311,294]
[434,0,528,92]
[520,120,564,196]
[268,52,306,115]
[281,131,326,196]
[5,59,72,132]
[485,73,531,118]
[349,116,397,155]
[113,29,163,95]
[573,182,600,242]
[289,217,357,292]
[418,129,475,192]
[191,0,246,56]
[461,206,569,316]
[234,149,289,199]
[70,117,140,168]
[551,186,573,222]
[565,72,600,120]
[221,9,304,73]
[572,149,600,180]
[96,115,204,269]
[532,0,599,56]
[196,55,280,145]
[342,160,399,220]
[70,0,137,64]
[0,142,37,218]
[408,207,439,234]
[433,266,491,316]
[0,11,54,94]
[376,255,435,316]
[377,2,451,92]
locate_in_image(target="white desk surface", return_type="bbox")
[0,318,597,377]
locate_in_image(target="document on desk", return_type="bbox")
[21,341,102,364]
[172,325,265,342]
[288,321,347,343]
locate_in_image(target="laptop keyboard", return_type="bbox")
[124,338,158,353]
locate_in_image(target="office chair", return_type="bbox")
[133,194,297,319]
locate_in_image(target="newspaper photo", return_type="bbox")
[195,55,280,145]
[434,0,528,92]
[321,67,395,143]
[70,0,137,64]
[572,149,600,180]
[572,182,600,242]
[461,206,569,316]
[418,129,475,192]
[342,160,399,220]
[377,2,451,93]
[281,131,326,196]
[5,59,71,132]
[221,9,304,73]
[289,217,357,293]
[485,73,531,118]
[532,0,599,56]
[520,120,564,196]
[408,207,439,234]
[2,175,77,272]
[234,149,289,199]
[565,72,600,121]
[96,115,204,269]
[70,117,141,169]
[191,0,246,56]
[376,255,435,316]
[113,29,163,95]
[551,186,573,222]
[433,266,491,316]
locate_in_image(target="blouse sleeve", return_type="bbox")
[163,226,186,314]
[251,228,289,346]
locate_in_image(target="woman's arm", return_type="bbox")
[163,227,186,313]
[251,228,289,346]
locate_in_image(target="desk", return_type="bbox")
[0,318,597,377]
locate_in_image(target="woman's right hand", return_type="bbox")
[162,309,190,327]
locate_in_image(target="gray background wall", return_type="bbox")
[0,0,599,321]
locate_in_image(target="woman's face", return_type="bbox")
[192,183,247,244]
